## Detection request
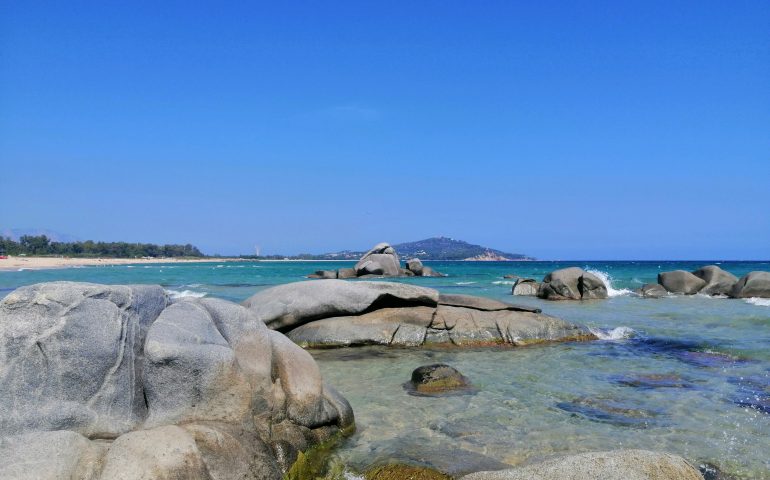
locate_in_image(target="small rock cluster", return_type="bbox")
[309,242,443,279]
[510,267,608,300]
[640,265,770,298]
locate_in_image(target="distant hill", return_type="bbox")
[266,237,532,261]
[392,237,531,261]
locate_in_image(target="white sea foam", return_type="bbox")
[167,289,207,299]
[589,326,636,340]
[745,297,770,307]
[492,280,516,285]
[585,269,633,297]
[455,281,477,285]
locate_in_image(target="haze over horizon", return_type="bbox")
[2,1,768,260]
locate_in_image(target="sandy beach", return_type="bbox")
[0,256,246,271]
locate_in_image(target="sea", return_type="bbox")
[1,260,769,478]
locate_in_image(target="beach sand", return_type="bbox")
[0,256,246,271]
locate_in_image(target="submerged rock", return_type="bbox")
[658,270,706,295]
[364,464,451,480]
[692,265,737,296]
[460,449,704,480]
[555,397,665,428]
[256,280,594,348]
[511,278,539,296]
[537,267,608,300]
[0,281,354,480]
[730,271,770,298]
[405,364,472,396]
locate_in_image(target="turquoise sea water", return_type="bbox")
[2,261,769,478]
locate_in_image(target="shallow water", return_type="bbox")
[1,261,769,477]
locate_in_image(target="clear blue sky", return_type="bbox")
[1,1,768,259]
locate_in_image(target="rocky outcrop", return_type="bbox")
[730,271,770,298]
[658,270,707,295]
[692,266,738,296]
[406,364,472,395]
[537,267,608,300]
[355,243,401,276]
[638,283,668,298]
[460,449,703,480]
[0,281,354,480]
[243,281,593,348]
[511,278,539,296]
[307,243,444,279]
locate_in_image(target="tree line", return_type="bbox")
[0,235,204,258]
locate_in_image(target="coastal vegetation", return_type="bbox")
[0,235,203,258]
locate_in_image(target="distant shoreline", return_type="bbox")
[0,256,247,272]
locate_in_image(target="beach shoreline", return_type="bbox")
[0,256,248,272]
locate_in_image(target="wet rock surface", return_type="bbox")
[405,364,473,396]
[537,267,608,300]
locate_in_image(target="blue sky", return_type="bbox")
[1,1,768,259]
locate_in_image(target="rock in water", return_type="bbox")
[406,258,424,275]
[657,270,707,295]
[638,283,668,298]
[730,271,770,298]
[407,364,472,395]
[537,267,608,300]
[248,280,593,348]
[0,282,354,480]
[692,265,737,296]
[354,242,401,276]
[460,449,704,480]
[511,278,539,296]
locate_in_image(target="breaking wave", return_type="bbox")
[167,289,207,299]
[492,280,516,285]
[585,269,633,297]
[589,326,637,340]
[745,297,770,307]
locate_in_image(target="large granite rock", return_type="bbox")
[692,266,737,296]
[461,449,703,480]
[406,258,424,275]
[242,280,439,331]
[252,280,593,348]
[730,271,770,298]
[354,242,401,276]
[658,270,706,295]
[0,282,354,480]
[537,267,608,300]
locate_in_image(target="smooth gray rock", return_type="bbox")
[658,270,707,295]
[692,266,737,296]
[421,265,444,277]
[288,307,435,348]
[460,449,704,480]
[639,283,668,298]
[538,267,608,300]
[0,430,106,480]
[354,243,401,276]
[0,282,168,437]
[730,271,770,298]
[336,268,357,279]
[242,280,439,331]
[307,270,337,279]
[439,293,541,313]
[406,258,424,275]
[511,278,539,296]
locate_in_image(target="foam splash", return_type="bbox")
[167,289,207,299]
[492,280,516,285]
[585,269,632,297]
[455,281,477,285]
[589,326,636,341]
[745,297,770,307]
